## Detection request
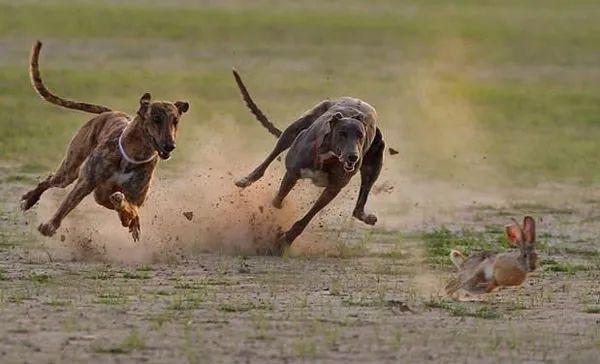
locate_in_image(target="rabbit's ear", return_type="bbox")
[505,221,523,246]
[522,216,535,244]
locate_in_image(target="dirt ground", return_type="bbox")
[1,166,599,363]
[1,1,599,363]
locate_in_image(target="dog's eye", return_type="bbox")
[153,115,162,123]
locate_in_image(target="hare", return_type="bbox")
[445,216,538,295]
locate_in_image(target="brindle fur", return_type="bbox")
[21,41,189,241]
[232,70,385,254]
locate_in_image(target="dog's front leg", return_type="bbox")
[38,178,95,237]
[353,129,384,226]
[273,171,299,208]
[109,192,141,242]
[276,185,342,253]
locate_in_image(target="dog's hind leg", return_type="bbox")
[21,122,96,211]
[272,171,299,208]
[235,101,331,188]
[353,128,384,225]
[38,177,95,237]
[277,185,342,251]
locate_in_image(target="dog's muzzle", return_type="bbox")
[343,161,356,172]
[341,154,359,173]
[153,139,175,160]
[340,154,360,173]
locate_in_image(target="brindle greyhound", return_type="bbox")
[20,41,189,241]
[232,70,385,253]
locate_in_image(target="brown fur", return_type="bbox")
[445,216,537,295]
[21,41,189,241]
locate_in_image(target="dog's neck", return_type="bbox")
[120,117,157,163]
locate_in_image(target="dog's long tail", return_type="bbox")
[29,41,112,114]
[232,68,282,138]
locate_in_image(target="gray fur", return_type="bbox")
[232,70,385,254]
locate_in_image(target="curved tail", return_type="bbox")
[232,68,281,138]
[30,41,111,114]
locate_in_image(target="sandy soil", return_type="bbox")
[1,166,598,363]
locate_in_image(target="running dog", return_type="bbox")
[21,41,189,241]
[232,69,385,253]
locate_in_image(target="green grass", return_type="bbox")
[166,293,204,311]
[93,330,146,354]
[541,258,588,274]
[122,271,150,280]
[95,291,129,305]
[583,306,600,314]
[0,0,598,186]
[423,227,503,268]
[30,272,52,284]
[218,301,273,313]
[426,299,502,319]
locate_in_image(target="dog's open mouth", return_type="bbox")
[343,161,356,173]
[158,150,171,160]
[152,138,171,160]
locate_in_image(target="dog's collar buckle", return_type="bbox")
[118,130,157,165]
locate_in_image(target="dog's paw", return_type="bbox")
[38,221,57,237]
[21,198,34,211]
[20,192,39,211]
[363,214,377,225]
[129,217,140,242]
[234,177,252,188]
[271,238,289,256]
[354,211,377,225]
[109,192,125,207]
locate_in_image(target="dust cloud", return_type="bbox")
[33,119,350,264]
[29,38,563,265]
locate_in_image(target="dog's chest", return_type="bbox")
[110,170,135,185]
[300,168,329,187]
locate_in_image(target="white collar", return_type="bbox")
[118,128,157,164]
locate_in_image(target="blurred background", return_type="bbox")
[1,0,598,189]
[0,3,599,362]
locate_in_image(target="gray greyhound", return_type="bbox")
[232,70,385,253]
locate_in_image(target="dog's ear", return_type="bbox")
[138,93,152,118]
[174,101,189,114]
[315,112,343,151]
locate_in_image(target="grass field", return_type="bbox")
[0,1,599,363]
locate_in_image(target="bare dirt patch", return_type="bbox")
[2,161,599,363]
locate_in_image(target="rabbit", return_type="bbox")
[445,216,538,295]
